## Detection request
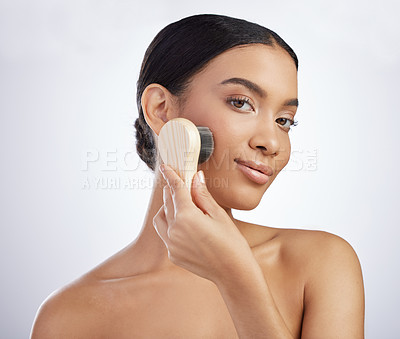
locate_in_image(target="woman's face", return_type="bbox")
[177,44,298,211]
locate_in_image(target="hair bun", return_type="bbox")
[134,117,157,171]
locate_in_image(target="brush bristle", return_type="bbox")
[197,126,214,164]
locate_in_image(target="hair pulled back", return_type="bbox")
[134,14,298,171]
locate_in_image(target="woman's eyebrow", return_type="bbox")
[220,77,267,97]
[219,77,299,107]
[284,98,299,107]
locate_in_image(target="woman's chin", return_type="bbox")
[216,193,263,211]
[207,175,269,211]
[232,199,262,211]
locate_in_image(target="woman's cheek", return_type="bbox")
[276,136,291,172]
[199,127,233,172]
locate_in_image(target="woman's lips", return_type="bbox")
[234,159,273,185]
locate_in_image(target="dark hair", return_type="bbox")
[134,14,298,171]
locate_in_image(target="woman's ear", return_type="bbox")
[141,84,178,136]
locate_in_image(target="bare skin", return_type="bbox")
[31,45,365,338]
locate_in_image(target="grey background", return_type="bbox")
[1,0,399,338]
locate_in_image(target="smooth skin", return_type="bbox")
[31,44,365,338]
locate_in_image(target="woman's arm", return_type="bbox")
[214,232,365,339]
[215,254,295,339]
[300,232,365,338]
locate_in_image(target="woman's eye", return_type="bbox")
[276,117,298,131]
[227,97,253,112]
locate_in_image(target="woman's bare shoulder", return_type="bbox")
[250,224,360,272]
[30,262,144,339]
[274,227,364,336]
[277,227,354,251]
[30,276,105,338]
[31,258,160,338]
[255,225,364,336]
[255,224,356,253]
[277,227,360,266]
[276,227,363,293]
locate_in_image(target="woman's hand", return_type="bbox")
[153,164,254,284]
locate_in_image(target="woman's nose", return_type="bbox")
[249,121,280,156]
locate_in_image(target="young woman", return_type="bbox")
[31,14,365,338]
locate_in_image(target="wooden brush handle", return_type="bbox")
[158,118,201,193]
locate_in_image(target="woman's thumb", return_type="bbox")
[191,171,220,217]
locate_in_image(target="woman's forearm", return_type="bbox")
[215,256,295,339]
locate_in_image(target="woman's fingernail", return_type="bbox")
[198,170,205,184]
